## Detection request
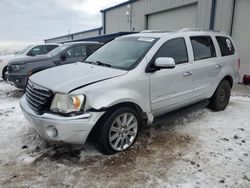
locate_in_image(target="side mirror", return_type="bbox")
[60,53,66,61]
[155,57,175,69]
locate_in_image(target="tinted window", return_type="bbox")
[153,38,188,65]
[47,45,59,53]
[216,36,235,56]
[190,36,216,61]
[87,44,102,55]
[66,45,87,58]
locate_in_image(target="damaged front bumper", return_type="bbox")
[20,95,104,145]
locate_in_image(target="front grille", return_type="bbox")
[25,81,53,113]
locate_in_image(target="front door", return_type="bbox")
[148,38,194,116]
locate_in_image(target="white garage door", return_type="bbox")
[147,4,197,30]
[232,0,250,78]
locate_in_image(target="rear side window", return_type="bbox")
[153,38,188,65]
[66,45,87,58]
[216,36,235,56]
[47,45,59,53]
[87,44,102,55]
[190,36,216,61]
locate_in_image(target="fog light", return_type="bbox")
[46,126,58,138]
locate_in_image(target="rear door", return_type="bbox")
[149,37,194,115]
[215,36,238,77]
[190,36,219,98]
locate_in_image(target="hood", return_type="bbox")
[0,54,25,61]
[0,54,15,60]
[29,62,127,93]
[9,55,51,65]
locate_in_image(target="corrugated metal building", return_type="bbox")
[45,0,250,78]
[44,27,102,43]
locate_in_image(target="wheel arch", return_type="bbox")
[87,101,148,142]
[221,75,233,88]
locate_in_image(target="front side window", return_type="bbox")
[153,38,188,65]
[28,45,48,56]
[190,36,216,61]
[65,45,87,58]
[216,36,235,56]
[85,37,157,70]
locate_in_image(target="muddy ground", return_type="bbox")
[0,80,249,188]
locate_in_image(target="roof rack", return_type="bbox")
[179,28,226,34]
[140,28,226,34]
[140,30,175,33]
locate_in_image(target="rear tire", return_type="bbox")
[96,107,140,155]
[2,67,7,81]
[210,80,231,111]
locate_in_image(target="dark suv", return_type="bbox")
[7,42,102,89]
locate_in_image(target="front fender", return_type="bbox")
[86,89,151,113]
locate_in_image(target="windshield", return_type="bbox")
[16,45,33,55]
[85,37,157,70]
[48,43,72,57]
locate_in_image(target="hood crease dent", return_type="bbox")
[29,62,127,93]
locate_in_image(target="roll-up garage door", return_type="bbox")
[147,4,197,30]
[232,0,250,79]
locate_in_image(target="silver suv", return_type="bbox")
[20,29,239,154]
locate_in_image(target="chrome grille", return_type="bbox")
[25,81,53,113]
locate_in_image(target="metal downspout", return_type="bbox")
[230,0,236,36]
[209,0,217,30]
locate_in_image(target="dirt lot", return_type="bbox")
[0,79,249,188]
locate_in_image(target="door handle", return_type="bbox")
[183,71,193,77]
[215,64,222,69]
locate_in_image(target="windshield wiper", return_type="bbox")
[83,60,111,67]
[95,61,111,67]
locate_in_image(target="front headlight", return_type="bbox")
[50,93,85,114]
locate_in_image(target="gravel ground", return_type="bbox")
[0,79,249,188]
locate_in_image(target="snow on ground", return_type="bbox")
[0,79,250,188]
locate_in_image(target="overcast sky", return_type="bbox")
[0,0,125,50]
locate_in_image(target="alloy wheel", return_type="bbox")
[108,112,138,151]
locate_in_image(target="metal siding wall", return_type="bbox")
[132,0,199,31]
[196,0,212,29]
[147,4,198,30]
[105,6,130,33]
[45,30,100,43]
[46,36,70,43]
[214,0,234,34]
[232,0,250,79]
[73,30,99,40]
[104,0,212,33]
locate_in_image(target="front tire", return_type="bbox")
[96,107,140,155]
[210,80,231,111]
[2,67,7,81]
